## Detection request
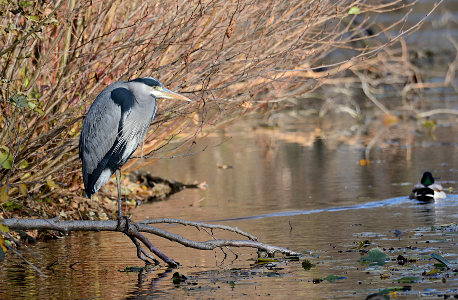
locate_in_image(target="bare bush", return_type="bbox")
[0,0,448,216]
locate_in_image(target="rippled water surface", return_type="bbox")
[1,119,457,299]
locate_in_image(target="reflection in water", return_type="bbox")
[1,121,456,299]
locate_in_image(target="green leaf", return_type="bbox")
[172,272,187,284]
[397,276,420,283]
[348,6,360,15]
[19,160,28,169]
[431,253,451,267]
[35,108,45,116]
[10,94,28,108]
[302,259,314,270]
[18,1,34,7]
[360,247,389,266]
[28,15,40,22]
[0,149,13,169]
[323,275,346,282]
[0,224,9,233]
[119,266,145,273]
[27,101,36,109]
[257,257,281,263]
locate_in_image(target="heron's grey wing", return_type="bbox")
[79,86,135,196]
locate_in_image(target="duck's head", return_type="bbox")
[420,171,434,186]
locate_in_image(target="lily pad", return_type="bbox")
[119,265,152,273]
[430,253,451,267]
[360,247,389,266]
[301,259,314,270]
[323,275,347,282]
[172,272,187,285]
[397,276,420,283]
[257,257,282,263]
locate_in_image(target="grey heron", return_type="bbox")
[79,77,191,221]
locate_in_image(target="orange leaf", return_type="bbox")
[360,159,370,166]
[382,113,398,126]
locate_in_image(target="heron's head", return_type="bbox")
[130,77,191,102]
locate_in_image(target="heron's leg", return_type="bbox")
[115,169,123,218]
[115,169,123,229]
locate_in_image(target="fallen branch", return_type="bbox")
[1,217,301,267]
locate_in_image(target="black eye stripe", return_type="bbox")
[130,77,162,87]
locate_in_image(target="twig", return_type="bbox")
[416,109,458,119]
[139,218,258,241]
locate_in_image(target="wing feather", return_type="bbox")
[79,83,135,197]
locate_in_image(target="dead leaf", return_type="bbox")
[0,186,8,203]
[226,20,234,38]
[19,183,27,196]
[382,113,398,126]
[359,159,370,166]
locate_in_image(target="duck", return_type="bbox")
[409,171,446,201]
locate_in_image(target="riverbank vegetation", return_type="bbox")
[0,0,453,220]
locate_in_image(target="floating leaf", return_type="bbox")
[431,253,451,267]
[379,286,411,293]
[1,185,9,203]
[302,260,314,270]
[285,255,300,261]
[257,257,281,263]
[423,119,436,130]
[359,159,370,166]
[172,272,187,284]
[357,240,371,250]
[323,275,347,282]
[360,247,389,266]
[397,276,420,283]
[424,268,441,275]
[348,7,360,15]
[119,266,145,273]
[382,113,399,126]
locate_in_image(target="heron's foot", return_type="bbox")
[116,215,140,234]
[116,215,123,231]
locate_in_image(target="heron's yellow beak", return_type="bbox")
[151,87,192,102]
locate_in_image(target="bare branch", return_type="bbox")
[139,218,258,241]
[1,217,301,266]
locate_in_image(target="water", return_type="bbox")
[1,120,457,299]
[2,1,458,298]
